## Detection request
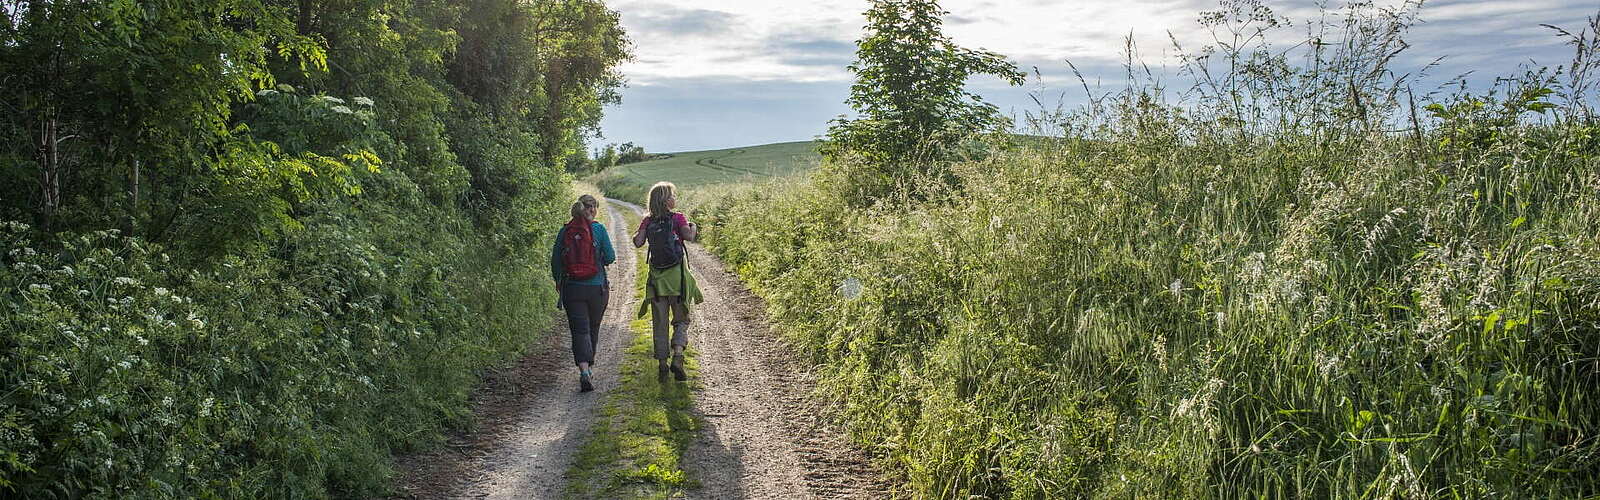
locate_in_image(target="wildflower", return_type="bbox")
[837,277,863,299]
[1313,351,1341,379]
[1168,278,1183,297]
[135,335,148,346]
[154,287,170,296]
[9,247,36,257]
[77,289,89,296]
[321,95,345,104]
[353,96,374,106]
[72,422,88,435]
[117,360,132,370]
[1242,252,1266,281]
[113,277,137,286]
[96,395,109,406]
[199,397,214,418]
[161,396,173,407]
[331,105,353,115]
[27,283,51,293]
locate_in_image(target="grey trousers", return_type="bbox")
[651,297,689,360]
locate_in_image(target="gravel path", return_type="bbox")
[390,201,637,500]
[611,199,889,499]
[391,199,887,499]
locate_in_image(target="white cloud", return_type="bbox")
[604,0,1598,150]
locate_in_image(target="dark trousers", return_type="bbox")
[561,283,607,366]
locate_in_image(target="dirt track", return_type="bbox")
[389,200,886,499]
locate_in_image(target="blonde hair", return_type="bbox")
[647,182,676,218]
[571,194,601,221]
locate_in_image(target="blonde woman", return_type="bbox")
[552,194,614,392]
[632,182,702,381]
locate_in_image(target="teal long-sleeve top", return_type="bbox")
[551,221,616,286]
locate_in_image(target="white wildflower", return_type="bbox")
[58,266,74,276]
[113,277,137,286]
[198,397,214,418]
[1168,278,1183,297]
[1313,351,1342,379]
[1242,252,1266,281]
[331,105,353,115]
[188,311,205,329]
[352,96,374,106]
[135,335,148,346]
[153,287,170,296]
[321,95,345,104]
[9,247,36,257]
[117,360,132,370]
[27,283,50,293]
[161,396,173,407]
[96,395,109,406]
[837,277,863,299]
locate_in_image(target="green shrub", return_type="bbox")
[0,183,560,498]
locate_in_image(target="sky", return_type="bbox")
[596,0,1599,153]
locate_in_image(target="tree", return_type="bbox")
[822,0,1024,200]
[616,141,649,164]
[595,143,619,169]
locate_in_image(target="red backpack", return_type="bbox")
[561,218,599,280]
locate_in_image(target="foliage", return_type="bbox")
[694,3,1600,498]
[0,0,629,497]
[821,0,1024,202]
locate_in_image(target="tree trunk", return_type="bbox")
[36,111,59,233]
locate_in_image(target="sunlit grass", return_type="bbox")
[565,203,702,499]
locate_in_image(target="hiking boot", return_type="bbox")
[657,360,670,382]
[579,372,594,392]
[671,354,688,381]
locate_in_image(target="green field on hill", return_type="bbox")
[591,140,821,203]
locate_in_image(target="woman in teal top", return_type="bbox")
[551,195,615,391]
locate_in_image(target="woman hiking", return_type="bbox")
[552,194,615,392]
[632,182,703,382]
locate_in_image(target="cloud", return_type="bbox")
[624,3,740,36]
[601,0,1597,152]
[763,32,858,69]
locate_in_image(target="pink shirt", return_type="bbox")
[638,212,689,234]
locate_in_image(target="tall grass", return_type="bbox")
[691,2,1600,497]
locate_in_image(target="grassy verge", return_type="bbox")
[564,204,702,499]
[691,21,1600,500]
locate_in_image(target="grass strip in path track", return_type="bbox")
[564,204,703,499]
